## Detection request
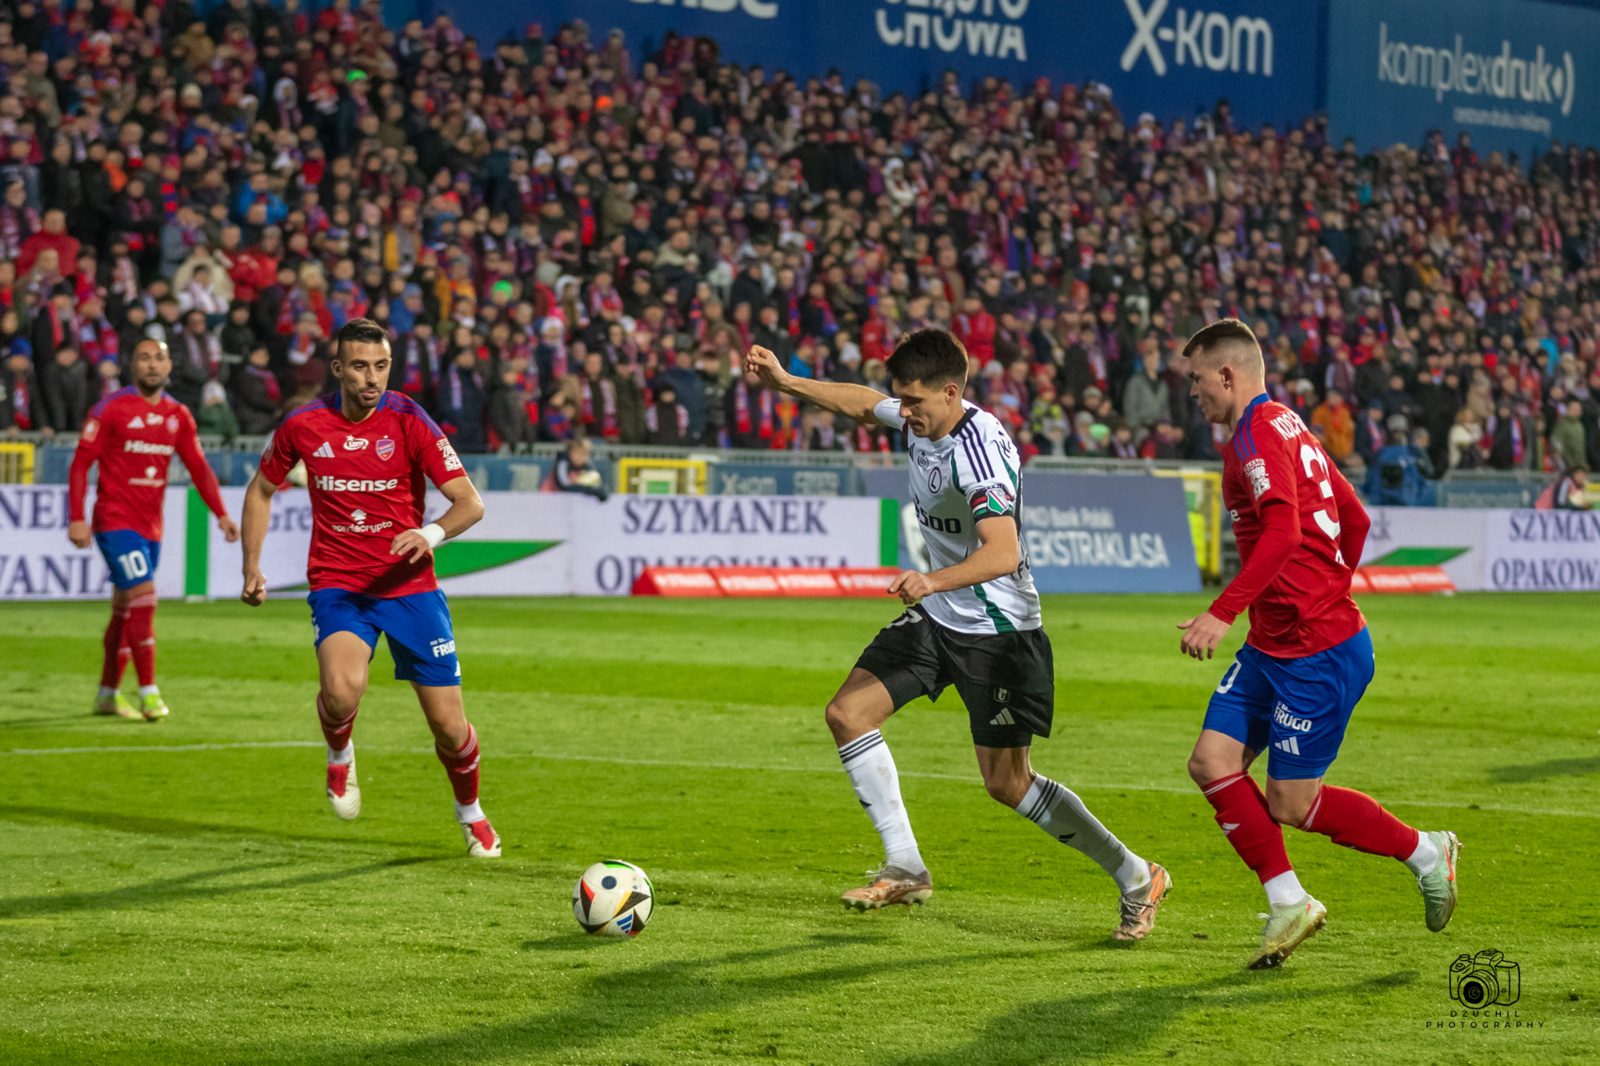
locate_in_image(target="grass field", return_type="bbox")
[2,592,1598,1065]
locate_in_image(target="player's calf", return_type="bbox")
[317,693,362,820]
[435,723,500,858]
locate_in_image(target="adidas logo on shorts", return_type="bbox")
[1273,736,1304,756]
[989,707,1016,726]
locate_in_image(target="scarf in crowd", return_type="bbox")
[580,375,618,437]
[577,194,595,246]
[400,335,435,393]
[446,363,480,412]
[160,180,180,219]
[182,331,219,378]
[245,364,280,403]
[786,289,801,337]
[733,380,774,438]
[645,401,688,438]
[0,203,35,259]
[122,196,152,250]
[78,316,118,365]
[1487,413,1525,464]
[287,332,317,366]
[807,296,838,336]
[1364,416,1384,456]
[48,304,77,350]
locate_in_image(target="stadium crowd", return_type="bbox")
[2,1,1600,496]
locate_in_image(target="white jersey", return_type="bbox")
[875,398,1041,635]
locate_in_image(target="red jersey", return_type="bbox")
[259,391,466,598]
[1218,395,1367,658]
[69,387,227,541]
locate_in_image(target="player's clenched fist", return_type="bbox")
[743,345,788,388]
[241,570,267,607]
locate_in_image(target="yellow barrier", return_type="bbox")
[617,457,708,495]
[1153,468,1223,579]
[0,441,34,484]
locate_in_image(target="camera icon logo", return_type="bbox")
[1449,949,1521,1007]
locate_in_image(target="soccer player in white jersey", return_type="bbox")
[744,330,1171,940]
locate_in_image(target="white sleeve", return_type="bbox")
[872,396,906,429]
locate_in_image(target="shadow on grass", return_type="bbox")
[0,803,435,850]
[1488,756,1600,784]
[0,856,447,919]
[890,969,1422,1065]
[237,940,1418,1066]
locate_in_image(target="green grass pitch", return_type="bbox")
[2,593,1597,1064]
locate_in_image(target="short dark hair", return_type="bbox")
[333,318,390,360]
[1182,317,1260,361]
[886,328,968,387]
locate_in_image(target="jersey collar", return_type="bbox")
[1232,393,1270,458]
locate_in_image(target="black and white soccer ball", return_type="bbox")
[572,860,653,937]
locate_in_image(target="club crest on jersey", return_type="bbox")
[1243,457,1271,500]
[928,466,943,494]
[166,415,179,433]
[375,437,395,461]
[343,435,369,451]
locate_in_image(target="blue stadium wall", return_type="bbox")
[393,0,1600,158]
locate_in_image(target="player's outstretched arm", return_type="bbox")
[239,472,278,606]
[889,515,1020,606]
[743,345,887,425]
[390,474,484,564]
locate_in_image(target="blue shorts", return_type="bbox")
[307,588,461,687]
[1203,627,1375,780]
[95,530,161,589]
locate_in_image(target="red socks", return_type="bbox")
[101,608,130,689]
[1300,785,1419,860]
[1201,771,1293,883]
[435,725,481,806]
[124,592,158,687]
[316,693,358,752]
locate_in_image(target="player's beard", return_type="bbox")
[136,376,168,398]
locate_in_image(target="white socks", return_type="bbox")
[1016,775,1150,895]
[1404,832,1441,877]
[454,800,484,824]
[138,685,159,698]
[1263,870,1307,908]
[328,742,354,766]
[838,730,926,875]
[97,686,117,700]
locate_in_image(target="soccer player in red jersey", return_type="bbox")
[67,338,239,721]
[1175,320,1459,969]
[237,319,500,857]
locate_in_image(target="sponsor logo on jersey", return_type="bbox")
[343,435,369,451]
[430,637,457,658]
[124,440,175,455]
[1270,411,1307,440]
[83,418,99,441]
[330,507,395,534]
[1243,457,1271,500]
[312,442,336,458]
[436,437,463,471]
[129,463,166,486]
[1273,702,1313,733]
[145,413,163,425]
[376,437,395,461]
[313,475,401,492]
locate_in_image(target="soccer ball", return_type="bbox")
[572,860,653,936]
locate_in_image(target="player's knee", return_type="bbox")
[1266,788,1314,827]
[320,684,362,720]
[1187,750,1226,787]
[824,699,858,741]
[983,771,1029,808]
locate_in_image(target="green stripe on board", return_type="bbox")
[879,498,899,567]
[1367,547,1470,567]
[184,488,209,597]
